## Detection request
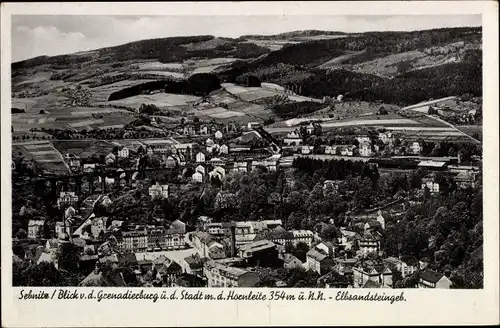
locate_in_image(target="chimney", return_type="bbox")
[230,224,236,258]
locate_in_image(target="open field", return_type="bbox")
[90,79,159,103]
[103,93,201,109]
[318,50,367,69]
[12,107,136,132]
[245,39,301,51]
[137,62,184,71]
[131,71,185,79]
[13,141,69,174]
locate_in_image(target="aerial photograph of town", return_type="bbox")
[11,14,483,289]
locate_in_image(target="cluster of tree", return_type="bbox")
[293,157,379,182]
[256,266,320,288]
[163,73,221,97]
[107,80,169,101]
[96,35,214,62]
[11,107,25,113]
[383,177,483,288]
[350,58,482,105]
[271,101,325,119]
[418,140,482,159]
[254,27,481,68]
[137,103,160,115]
[12,53,94,71]
[239,30,347,41]
[36,126,171,141]
[88,73,132,88]
[173,42,269,63]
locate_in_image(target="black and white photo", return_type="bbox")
[1,2,499,327]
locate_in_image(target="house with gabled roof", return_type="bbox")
[306,246,335,275]
[418,269,452,289]
[353,260,393,288]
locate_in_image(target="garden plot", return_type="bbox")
[197,107,227,115]
[237,88,282,102]
[209,111,246,118]
[322,118,419,128]
[68,119,105,128]
[12,98,38,111]
[52,140,97,155]
[221,83,249,95]
[209,90,239,104]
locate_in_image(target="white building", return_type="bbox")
[378,132,394,145]
[247,122,261,130]
[356,136,371,144]
[284,131,302,146]
[359,142,372,157]
[149,182,169,199]
[55,221,72,237]
[290,230,315,247]
[219,144,229,154]
[422,178,440,194]
[411,142,421,155]
[210,158,226,167]
[105,177,115,186]
[301,145,314,155]
[83,163,98,173]
[57,191,78,208]
[206,138,215,147]
[117,147,129,158]
[306,123,314,134]
[192,172,203,183]
[196,152,206,163]
[214,130,223,140]
[199,126,208,135]
[105,153,116,165]
[232,161,248,173]
[28,219,45,239]
[195,165,206,175]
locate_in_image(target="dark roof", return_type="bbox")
[306,248,328,262]
[184,255,203,269]
[284,253,301,264]
[419,269,445,283]
[118,253,138,265]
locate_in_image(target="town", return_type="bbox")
[11,26,483,290]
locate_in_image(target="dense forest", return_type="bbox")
[106,73,222,101]
[217,27,482,106]
[255,27,481,68]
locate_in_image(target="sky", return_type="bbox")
[11,15,481,62]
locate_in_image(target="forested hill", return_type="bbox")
[12,27,481,106]
[218,27,482,106]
